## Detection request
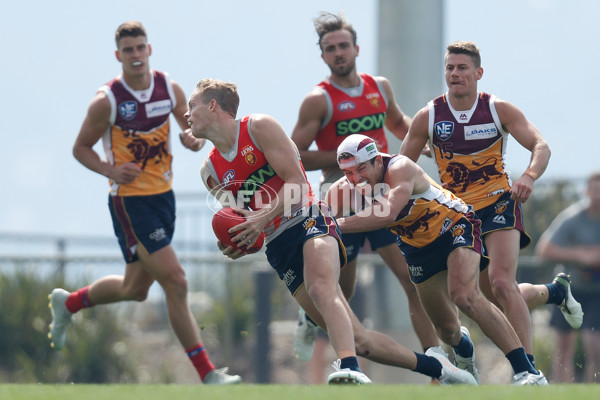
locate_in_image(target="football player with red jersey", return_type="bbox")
[187,78,478,385]
[290,11,439,367]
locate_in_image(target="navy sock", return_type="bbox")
[453,332,474,358]
[545,283,565,305]
[414,352,443,379]
[506,347,537,375]
[340,356,362,372]
[527,353,536,368]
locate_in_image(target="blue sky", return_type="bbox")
[1,0,598,236]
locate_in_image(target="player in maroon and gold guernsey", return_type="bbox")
[400,41,577,384]
[100,68,176,197]
[291,11,439,368]
[48,21,241,385]
[337,134,547,385]
[188,78,479,385]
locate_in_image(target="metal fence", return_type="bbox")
[0,186,567,383]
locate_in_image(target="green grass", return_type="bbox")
[1,384,599,400]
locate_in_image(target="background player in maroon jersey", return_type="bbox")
[401,41,581,376]
[48,21,240,385]
[290,11,439,368]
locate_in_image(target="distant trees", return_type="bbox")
[0,271,136,383]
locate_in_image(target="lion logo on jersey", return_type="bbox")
[366,93,381,108]
[451,224,465,237]
[389,208,440,239]
[241,145,257,165]
[446,157,502,193]
[303,218,317,230]
[127,138,168,169]
[245,152,257,165]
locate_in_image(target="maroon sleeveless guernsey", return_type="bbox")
[100,70,175,196]
[428,92,511,209]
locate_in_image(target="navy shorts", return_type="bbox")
[265,202,347,295]
[108,190,175,263]
[343,228,398,262]
[476,191,531,249]
[399,214,489,285]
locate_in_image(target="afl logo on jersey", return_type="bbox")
[338,101,356,112]
[222,169,235,187]
[435,121,454,141]
[119,101,138,121]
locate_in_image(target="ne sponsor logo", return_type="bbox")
[435,121,454,140]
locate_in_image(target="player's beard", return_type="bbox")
[331,58,356,78]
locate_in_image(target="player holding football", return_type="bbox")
[187,78,478,385]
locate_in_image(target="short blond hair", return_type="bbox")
[195,78,240,118]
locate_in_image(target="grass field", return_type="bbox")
[1,384,599,400]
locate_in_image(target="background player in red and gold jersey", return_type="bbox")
[290,11,438,366]
[48,21,240,385]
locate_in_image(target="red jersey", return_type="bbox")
[205,115,314,241]
[428,92,512,209]
[315,73,389,182]
[101,70,175,196]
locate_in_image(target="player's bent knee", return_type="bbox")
[435,321,460,343]
[159,273,189,298]
[305,282,334,306]
[489,278,518,301]
[353,333,370,357]
[451,292,478,316]
[130,290,149,302]
[122,283,151,302]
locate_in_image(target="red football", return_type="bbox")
[211,207,264,254]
